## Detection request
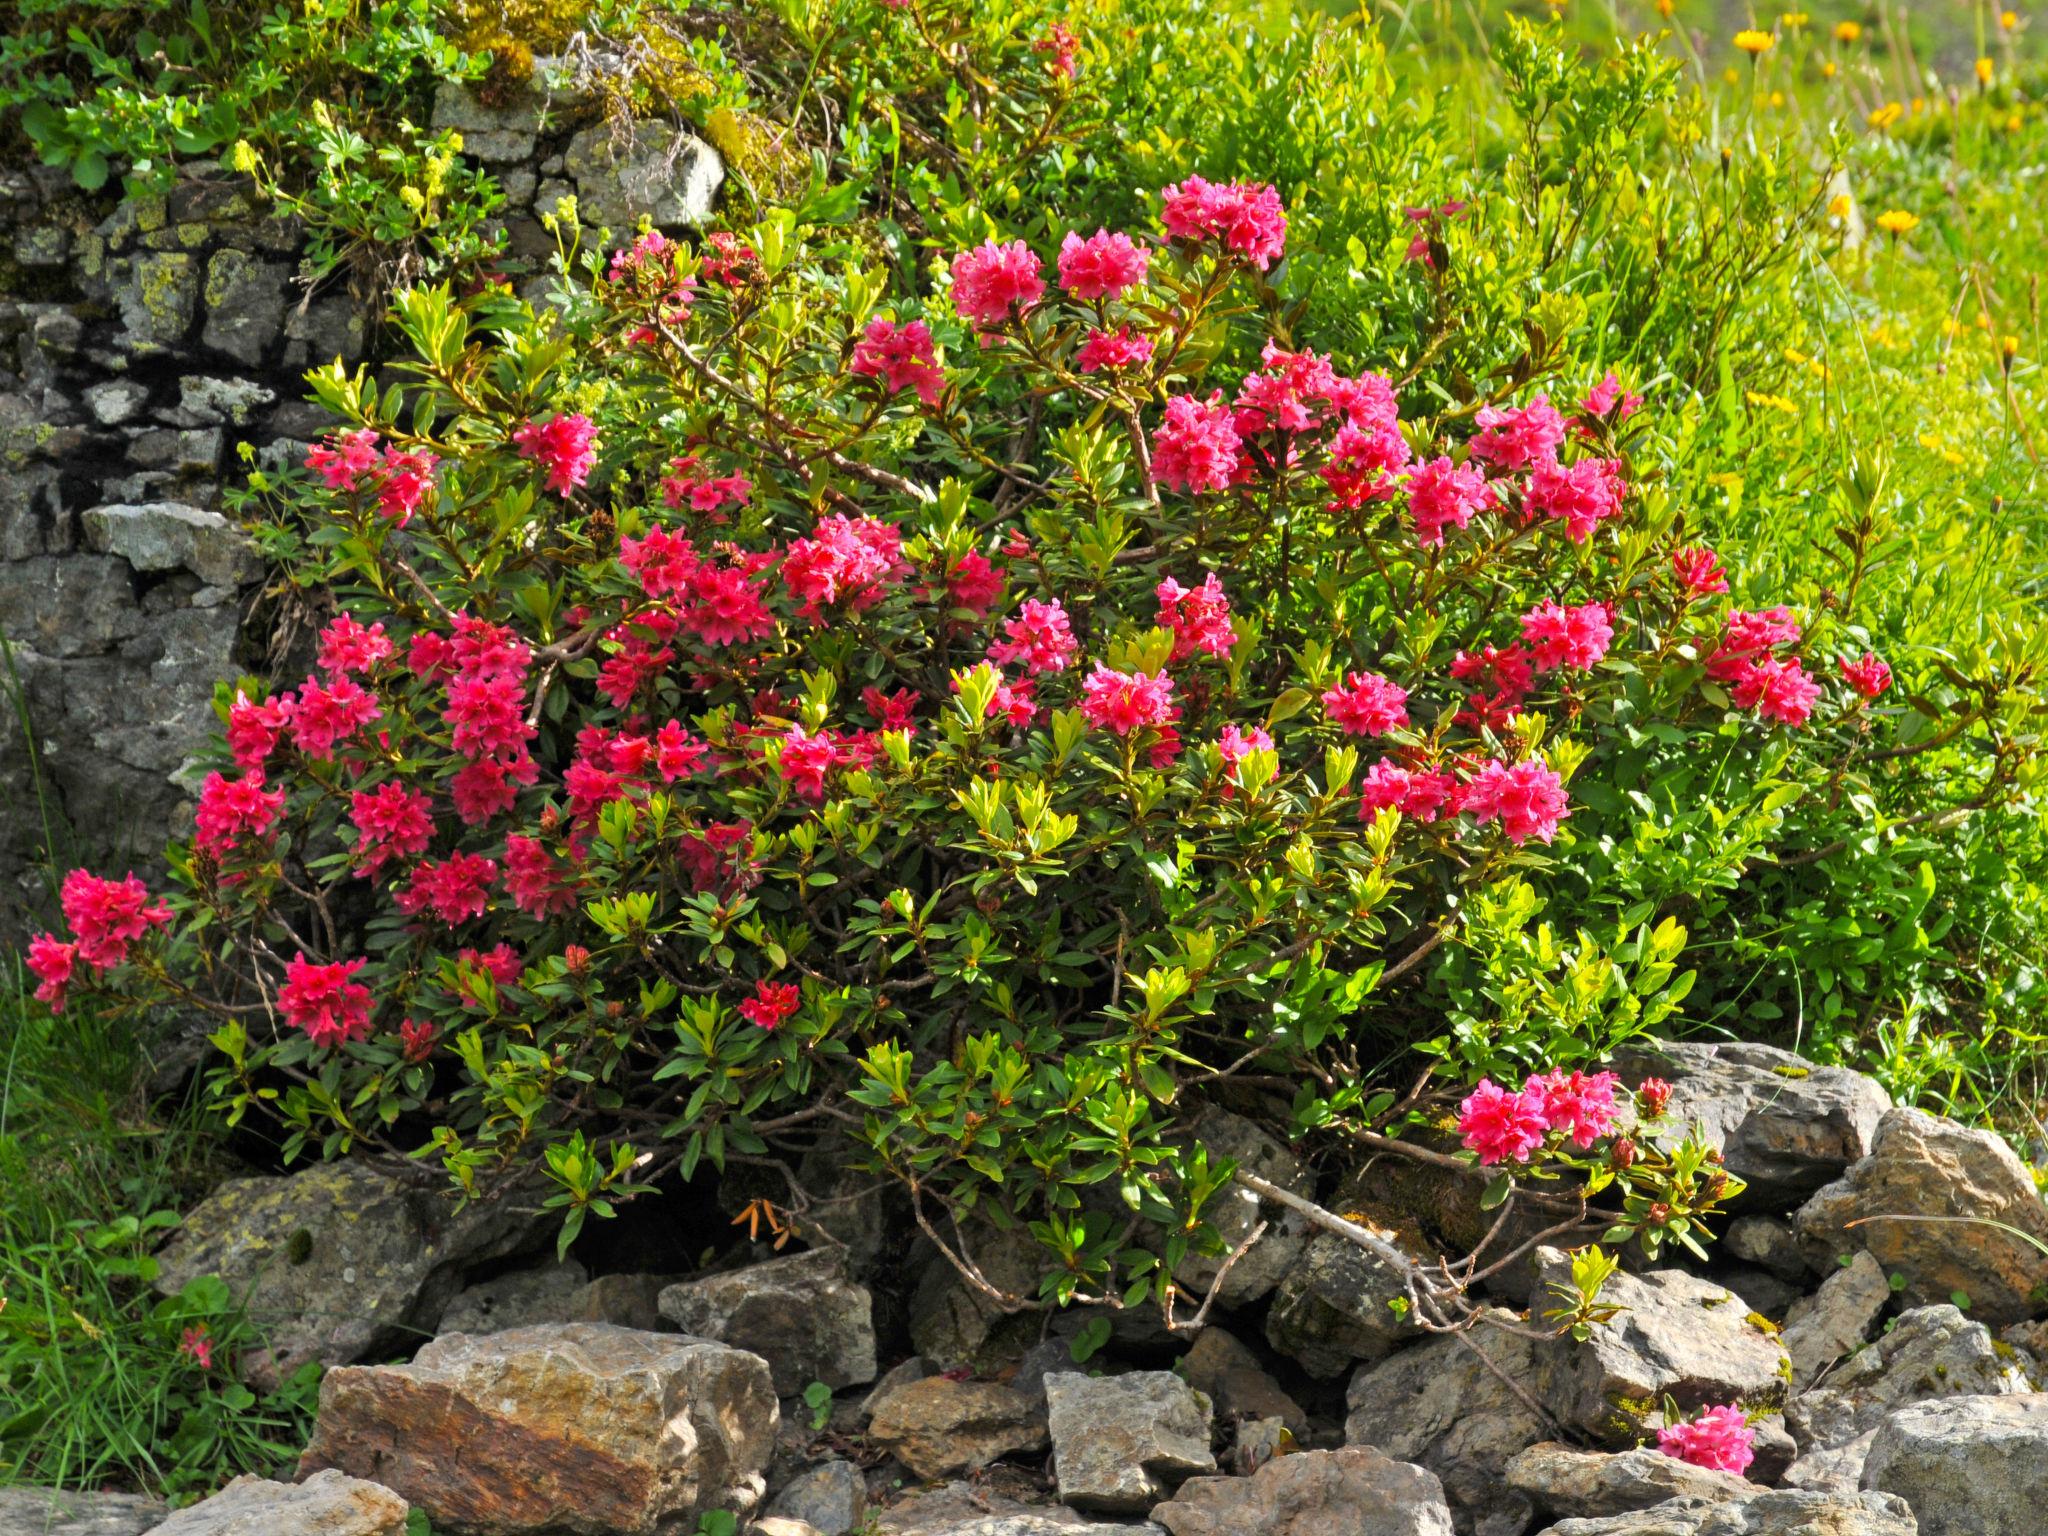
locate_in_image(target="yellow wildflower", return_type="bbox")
[1977,57,1995,83]
[1835,20,1861,42]
[1868,102,1903,129]
[2001,9,2019,28]
[1770,90,1787,106]
[1734,28,1775,54]
[1780,11,1808,27]
[1821,60,1837,77]
[1874,208,1920,236]
[1745,391,1799,414]
[1827,192,1853,218]
[1657,0,1674,13]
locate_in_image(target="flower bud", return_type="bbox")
[1609,1136,1637,1170]
[1637,1077,1673,1117]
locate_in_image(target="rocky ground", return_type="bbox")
[6,1040,2047,1536]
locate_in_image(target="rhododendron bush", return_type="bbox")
[27,184,2007,1309]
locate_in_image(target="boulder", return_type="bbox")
[1614,1041,1889,1206]
[151,1160,545,1388]
[866,1376,1048,1479]
[1780,1253,1890,1388]
[1153,1446,1456,1536]
[0,1488,162,1535]
[751,1522,825,1536]
[1044,1371,1216,1513]
[1724,1218,1812,1283]
[1180,1327,1308,1436]
[298,1322,778,1534]
[1504,1444,1754,1520]
[439,1260,589,1335]
[562,122,723,230]
[80,502,255,588]
[1344,1312,1550,1534]
[658,1249,877,1393]
[908,1222,1047,1373]
[1529,1489,1916,1535]
[1794,1106,2048,1325]
[570,1271,672,1331]
[767,1461,866,1536]
[870,1479,1164,1535]
[142,1471,406,1535]
[1527,1251,1790,1444]
[860,1355,934,1420]
[1174,1106,1313,1307]
[1859,1394,2048,1536]
[1263,1204,1425,1377]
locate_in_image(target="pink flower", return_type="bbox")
[1707,607,1802,680]
[957,669,1038,728]
[1525,1069,1622,1148]
[1470,395,1567,471]
[1320,420,1412,509]
[396,852,498,926]
[26,934,77,1013]
[987,598,1077,674]
[1058,229,1150,299]
[1156,573,1237,661]
[680,556,777,648]
[348,783,434,876]
[60,870,171,970]
[1151,393,1242,494]
[513,413,599,497]
[950,240,1045,327]
[1671,546,1730,598]
[180,1326,214,1370]
[193,770,285,858]
[620,525,699,598]
[504,834,576,917]
[1520,600,1615,673]
[1459,759,1570,844]
[1525,456,1627,542]
[851,317,944,405]
[1840,653,1893,699]
[444,671,535,763]
[317,613,394,678]
[783,515,908,618]
[399,1018,438,1063]
[1217,723,1274,769]
[304,428,381,492]
[1638,1078,1674,1118]
[777,725,841,799]
[1075,325,1154,373]
[1033,20,1080,78]
[1321,671,1410,737]
[655,719,710,780]
[450,758,524,825]
[377,447,438,525]
[863,686,920,732]
[1159,176,1288,269]
[289,676,381,761]
[660,456,751,517]
[946,551,1005,614]
[227,690,293,769]
[1658,1405,1755,1476]
[279,954,373,1048]
[1732,656,1821,726]
[739,978,800,1030]
[1358,758,1456,823]
[1457,1078,1550,1165]
[1580,372,1642,424]
[1406,456,1493,546]
[1080,664,1176,735]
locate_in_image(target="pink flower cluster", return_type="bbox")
[304,429,440,526]
[1080,664,1177,737]
[513,413,599,497]
[1457,758,1570,844]
[1658,1405,1756,1476]
[1156,573,1237,661]
[25,870,173,1013]
[851,318,944,405]
[951,240,1045,328]
[1322,671,1410,737]
[782,514,909,619]
[1456,1068,1623,1165]
[279,953,373,1048]
[1059,229,1150,300]
[1160,175,1288,269]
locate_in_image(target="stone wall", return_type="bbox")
[0,80,720,946]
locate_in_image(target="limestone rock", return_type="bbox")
[1181,1327,1308,1436]
[866,1376,1048,1479]
[298,1322,778,1534]
[1527,1251,1790,1444]
[1529,1489,1916,1535]
[0,1487,162,1535]
[563,122,722,230]
[151,1160,545,1388]
[1725,1217,1812,1283]
[1614,1040,1889,1205]
[1860,1394,2048,1536]
[1794,1106,2048,1325]
[767,1461,866,1536]
[81,502,255,588]
[143,1471,406,1535]
[1154,1446,1456,1536]
[1044,1371,1216,1514]
[1174,1106,1312,1307]
[1781,1253,1890,1388]
[439,1260,589,1335]
[1504,1444,1754,1520]
[860,1355,934,1420]
[658,1249,876,1394]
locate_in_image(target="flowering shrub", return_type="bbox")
[26,180,2004,1313]
[1658,1404,1757,1476]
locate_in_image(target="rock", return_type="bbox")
[1718,1269,1803,1324]
[1528,1489,1917,1535]
[1725,1217,1812,1283]
[1614,1040,1890,1205]
[176,376,275,425]
[908,1222,1047,1372]
[151,1159,546,1388]
[658,1249,877,1394]
[1795,1106,2048,1325]
[1784,1304,2033,1488]
[84,379,149,426]
[571,1270,672,1331]
[1044,1371,1216,1514]
[1504,1444,1755,1519]
[562,122,723,230]
[114,253,197,352]
[143,1471,407,1535]
[81,503,255,588]
[1233,1417,1295,1476]
[1263,1194,1425,1377]
[1781,1253,1890,1388]
[1174,1106,1313,1307]
[1746,1419,1797,1484]
[298,1322,778,1534]
[1181,1326,1308,1436]
[0,1487,162,1535]
[768,1461,866,1536]
[1344,1310,1550,1535]
[866,1375,1048,1479]
[198,251,288,366]
[910,1522,1166,1536]
[1527,1251,1790,1445]
[439,1260,589,1335]
[1860,1394,2048,1536]
[751,1522,825,1536]
[1154,1446,1455,1536]
[860,1355,934,1420]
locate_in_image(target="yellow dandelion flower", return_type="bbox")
[2001,9,2019,28]
[1781,11,1808,27]
[1835,20,1861,42]
[1657,0,1674,13]
[2010,114,2026,132]
[1941,317,1967,338]
[1821,60,1837,77]
[1874,208,1920,236]
[1977,57,1995,83]
[1724,65,1742,83]
[1910,96,1927,115]
[2004,334,2021,359]
[1828,192,1853,218]
[1734,28,1775,54]
[1868,102,1903,129]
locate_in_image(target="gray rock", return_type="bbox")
[563,121,723,230]
[1530,1489,1917,1535]
[751,1521,825,1536]
[1175,1106,1313,1308]
[1725,1217,1813,1283]
[1504,1444,1754,1520]
[113,253,198,352]
[84,379,150,426]
[1154,1446,1456,1536]
[866,1375,1048,1480]
[908,1221,1047,1372]
[298,1323,778,1534]
[1717,1269,1803,1323]
[914,1522,1166,1536]
[1181,1326,1308,1435]
[1263,1200,1424,1377]
[81,502,254,588]
[176,376,275,425]
[1615,1040,1890,1205]
[860,1354,934,1420]
[768,1461,866,1536]
[198,250,288,366]
[1045,1371,1216,1514]
[143,1470,407,1535]
[1795,1106,2048,1325]
[658,1249,876,1394]
[1527,1251,1790,1445]
[432,80,540,163]
[1782,1253,1890,1388]
[438,1259,590,1335]
[0,1487,163,1535]
[1860,1394,2048,1535]
[569,1270,672,1331]
[1233,1417,1295,1476]
[151,1159,546,1388]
